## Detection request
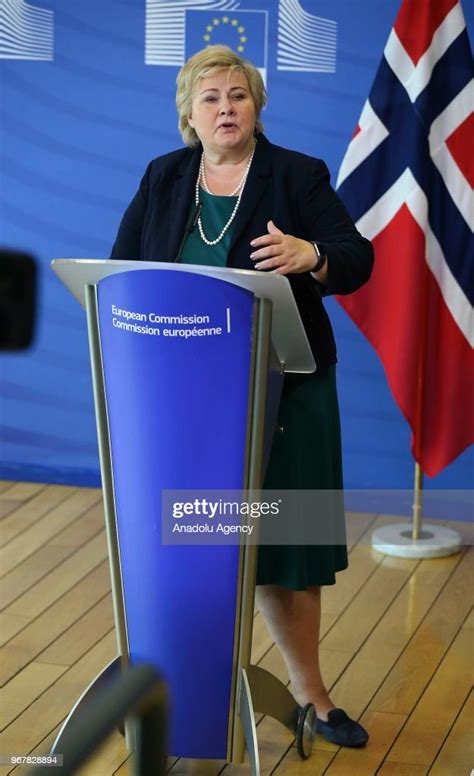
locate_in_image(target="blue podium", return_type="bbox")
[51,260,316,774]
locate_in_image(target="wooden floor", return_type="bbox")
[0,481,472,776]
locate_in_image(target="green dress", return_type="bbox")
[182,190,348,589]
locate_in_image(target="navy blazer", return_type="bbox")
[110,134,374,369]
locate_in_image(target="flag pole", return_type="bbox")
[412,461,423,541]
[371,278,461,559]
[372,459,461,557]
[411,264,429,543]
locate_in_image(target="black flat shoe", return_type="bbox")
[316,708,369,747]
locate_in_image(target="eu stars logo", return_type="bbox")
[201,16,247,53]
[185,10,268,83]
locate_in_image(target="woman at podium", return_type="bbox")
[111,45,373,748]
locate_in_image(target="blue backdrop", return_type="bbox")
[1,0,472,489]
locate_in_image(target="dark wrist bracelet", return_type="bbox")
[311,242,327,273]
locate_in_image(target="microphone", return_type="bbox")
[174,202,203,263]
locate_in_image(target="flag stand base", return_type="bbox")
[371,523,461,559]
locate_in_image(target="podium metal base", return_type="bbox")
[239,669,260,776]
[53,659,316,774]
[239,664,316,775]
[371,523,462,558]
[51,656,122,755]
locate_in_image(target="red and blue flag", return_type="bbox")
[336,0,473,477]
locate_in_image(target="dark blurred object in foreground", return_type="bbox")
[0,249,37,350]
[27,663,167,776]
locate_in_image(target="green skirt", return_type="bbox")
[256,365,348,590]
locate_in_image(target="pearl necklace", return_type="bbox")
[200,158,248,196]
[196,141,256,246]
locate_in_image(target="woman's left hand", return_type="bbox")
[250,221,317,275]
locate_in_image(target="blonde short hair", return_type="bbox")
[176,45,266,147]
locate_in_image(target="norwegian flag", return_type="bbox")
[336,0,474,477]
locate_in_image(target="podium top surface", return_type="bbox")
[51,259,316,373]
